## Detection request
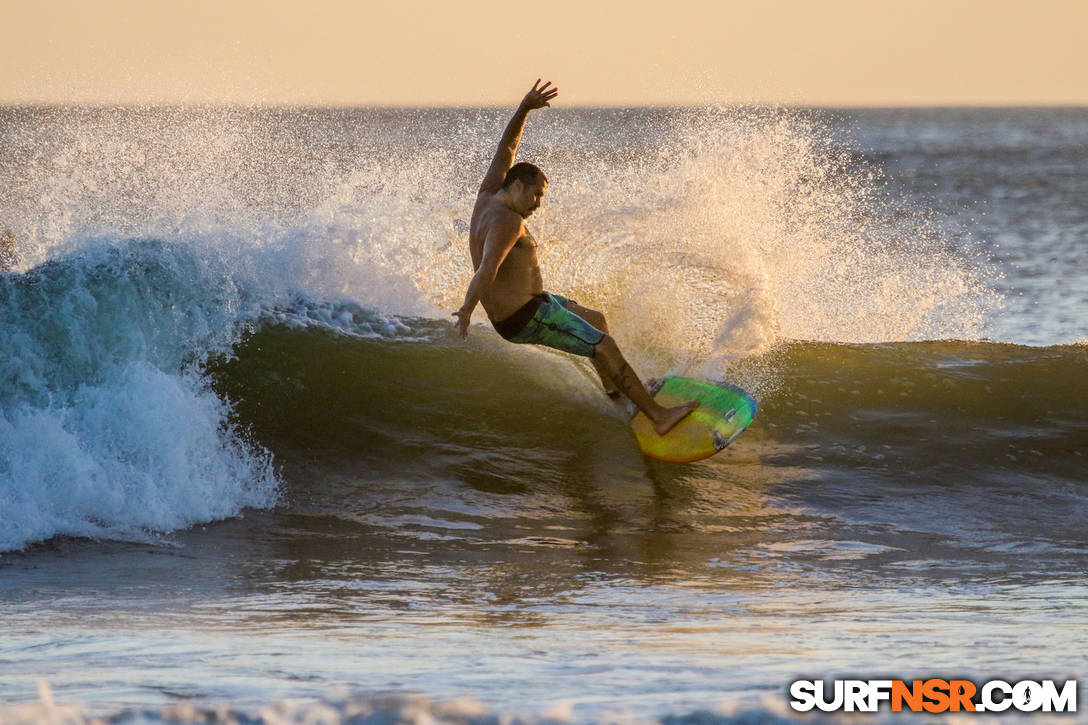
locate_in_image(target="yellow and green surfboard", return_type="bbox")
[630,377,758,463]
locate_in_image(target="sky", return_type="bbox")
[3,0,1087,106]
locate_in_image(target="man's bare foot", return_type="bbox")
[651,401,699,436]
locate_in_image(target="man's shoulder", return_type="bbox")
[474,195,523,233]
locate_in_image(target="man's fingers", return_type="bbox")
[452,310,471,338]
[525,79,558,107]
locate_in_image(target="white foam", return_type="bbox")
[3,107,993,359]
[0,240,283,552]
[296,107,993,381]
[0,363,276,552]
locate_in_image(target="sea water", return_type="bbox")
[0,106,1085,723]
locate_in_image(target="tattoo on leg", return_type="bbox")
[615,362,638,392]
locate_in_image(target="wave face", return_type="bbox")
[756,340,1086,483]
[211,324,1087,487]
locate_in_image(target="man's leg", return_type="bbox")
[564,302,621,398]
[592,334,697,436]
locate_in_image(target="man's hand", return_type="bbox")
[520,79,559,111]
[452,307,472,339]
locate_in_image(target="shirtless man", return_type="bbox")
[453,80,697,436]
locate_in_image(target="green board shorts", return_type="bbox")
[490,292,606,358]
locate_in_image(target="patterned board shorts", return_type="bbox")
[490,292,606,358]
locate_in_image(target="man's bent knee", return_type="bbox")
[567,301,607,332]
[593,334,618,359]
[584,308,607,330]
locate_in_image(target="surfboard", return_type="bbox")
[630,377,758,463]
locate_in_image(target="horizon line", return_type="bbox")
[3,100,1088,111]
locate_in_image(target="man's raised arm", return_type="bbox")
[478,79,559,194]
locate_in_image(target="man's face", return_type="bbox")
[515,179,546,217]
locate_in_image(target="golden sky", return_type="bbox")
[4,0,1087,106]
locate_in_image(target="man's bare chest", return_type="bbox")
[501,230,538,270]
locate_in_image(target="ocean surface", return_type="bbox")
[0,106,1085,723]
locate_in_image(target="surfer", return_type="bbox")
[453,80,697,436]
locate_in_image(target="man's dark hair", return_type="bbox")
[502,162,547,189]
